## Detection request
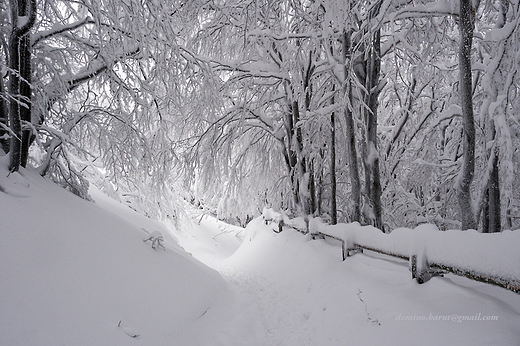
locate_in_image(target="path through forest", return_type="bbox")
[174,213,520,346]
[176,216,320,345]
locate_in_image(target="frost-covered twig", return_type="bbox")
[143,231,166,251]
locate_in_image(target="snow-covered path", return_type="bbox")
[176,216,338,345]
[175,213,520,346]
[175,215,328,345]
[214,260,327,346]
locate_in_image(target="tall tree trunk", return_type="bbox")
[364,27,383,230]
[0,75,9,153]
[302,52,315,216]
[482,150,501,233]
[286,99,308,214]
[284,100,298,210]
[343,30,361,223]
[8,0,36,172]
[481,0,507,233]
[309,160,316,215]
[317,148,324,216]
[330,110,337,224]
[293,100,311,216]
[457,0,478,230]
[8,30,22,172]
[20,33,32,167]
[293,100,304,213]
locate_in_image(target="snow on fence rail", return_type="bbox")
[262,209,520,294]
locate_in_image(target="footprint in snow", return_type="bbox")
[118,321,140,338]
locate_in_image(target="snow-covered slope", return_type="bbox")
[0,157,227,345]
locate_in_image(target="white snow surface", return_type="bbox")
[0,159,227,345]
[1,157,520,345]
[179,216,520,346]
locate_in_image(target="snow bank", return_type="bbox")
[0,157,227,345]
[321,222,520,290]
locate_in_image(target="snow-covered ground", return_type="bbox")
[1,159,519,345]
[178,215,520,346]
[0,159,228,345]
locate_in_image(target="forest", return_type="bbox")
[1,0,519,233]
[2,1,520,344]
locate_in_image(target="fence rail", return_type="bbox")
[270,216,520,295]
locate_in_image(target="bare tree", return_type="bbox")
[456,0,478,230]
[7,0,36,171]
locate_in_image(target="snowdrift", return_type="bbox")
[0,157,226,345]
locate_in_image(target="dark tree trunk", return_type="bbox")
[284,101,299,209]
[309,160,316,215]
[482,150,501,233]
[317,148,324,216]
[20,33,32,167]
[302,53,315,216]
[309,161,317,215]
[8,0,36,172]
[0,75,9,153]
[364,28,383,230]
[285,99,308,214]
[343,29,361,223]
[293,100,305,213]
[481,0,507,233]
[457,0,478,230]
[330,110,337,224]
[8,30,22,172]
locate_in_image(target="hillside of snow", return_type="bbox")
[0,157,228,345]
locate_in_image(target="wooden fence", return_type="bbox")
[271,217,520,294]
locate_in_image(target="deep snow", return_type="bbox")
[1,158,520,345]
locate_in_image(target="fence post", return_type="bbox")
[409,253,431,284]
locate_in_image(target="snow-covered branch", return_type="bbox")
[384,0,459,24]
[45,45,141,104]
[248,28,323,41]
[31,17,94,47]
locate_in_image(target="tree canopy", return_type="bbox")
[1,0,519,232]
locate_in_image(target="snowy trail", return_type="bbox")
[212,261,320,346]
[175,215,323,345]
[175,213,520,346]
